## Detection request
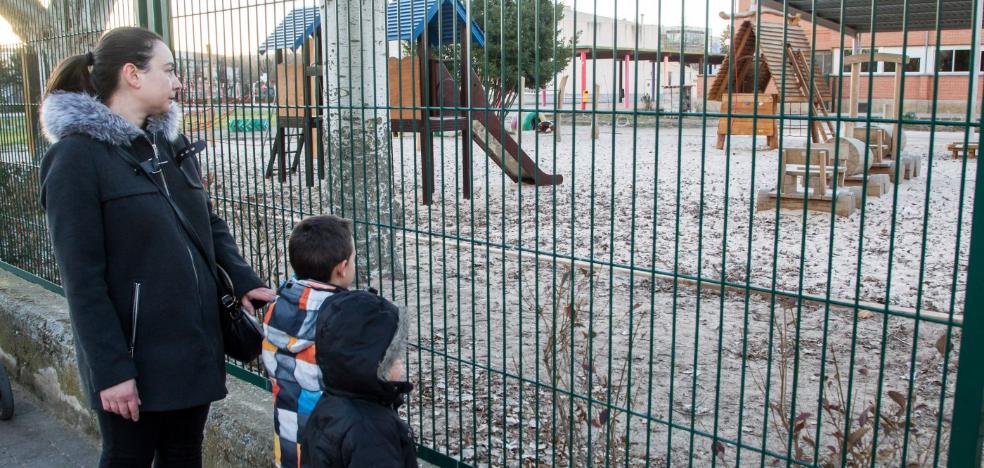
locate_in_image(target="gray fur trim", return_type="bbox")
[378,305,409,381]
[40,91,181,146]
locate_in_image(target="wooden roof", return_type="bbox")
[708,18,831,103]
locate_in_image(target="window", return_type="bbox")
[815,51,834,77]
[884,56,921,73]
[842,49,878,73]
[937,48,972,72]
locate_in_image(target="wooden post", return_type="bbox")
[849,60,860,133]
[892,64,903,159]
[19,46,41,159]
[555,75,569,132]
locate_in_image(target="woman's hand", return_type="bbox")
[100,378,140,421]
[241,287,276,313]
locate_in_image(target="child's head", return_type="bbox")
[288,215,356,288]
[316,291,411,400]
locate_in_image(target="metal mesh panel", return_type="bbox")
[1,0,982,465]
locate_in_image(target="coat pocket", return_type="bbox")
[129,281,143,358]
[101,183,159,203]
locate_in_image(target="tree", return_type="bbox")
[470,0,574,115]
[324,0,403,284]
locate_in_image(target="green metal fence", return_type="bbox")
[1,0,983,466]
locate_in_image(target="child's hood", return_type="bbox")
[263,278,339,354]
[315,290,409,403]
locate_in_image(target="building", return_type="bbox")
[550,6,722,110]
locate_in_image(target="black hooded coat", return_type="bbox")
[38,91,264,411]
[301,290,418,468]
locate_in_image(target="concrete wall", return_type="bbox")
[0,268,272,467]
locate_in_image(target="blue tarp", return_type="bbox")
[386,0,486,48]
[258,6,321,54]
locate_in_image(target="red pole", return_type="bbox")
[580,50,587,110]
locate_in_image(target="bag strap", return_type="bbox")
[110,144,234,303]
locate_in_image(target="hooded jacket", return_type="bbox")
[38,91,265,411]
[301,290,418,468]
[261,278,341,467]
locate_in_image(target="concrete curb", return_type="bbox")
[0,268,272,467]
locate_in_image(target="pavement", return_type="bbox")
[0,380,100,467]
[0,379,440,468]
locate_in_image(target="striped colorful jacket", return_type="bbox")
[261,278,340,468]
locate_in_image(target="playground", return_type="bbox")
[194,117,971,464]
[187,3,974,464]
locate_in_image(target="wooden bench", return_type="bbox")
[779,148,847,198]
[947,142,978,159]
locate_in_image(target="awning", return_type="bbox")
[757,0,974,35]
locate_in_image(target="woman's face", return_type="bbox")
[136,41,182,115]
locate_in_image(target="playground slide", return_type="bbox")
[433,63,563,186]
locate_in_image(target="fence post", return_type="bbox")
[947,146,984,464]
[947,0,984,462]
[134,0,171,47]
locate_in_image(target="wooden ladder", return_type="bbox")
[787,43,836,143]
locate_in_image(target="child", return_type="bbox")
[301,289,418,468]
[261,215,356,468]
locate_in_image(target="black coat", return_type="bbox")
[301,291,418,468]
[38,92,264,411]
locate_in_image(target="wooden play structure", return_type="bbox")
[756,146,859,217]
[842,52,919,184]
[386,0,562,205]
[737,10,924,217]
[259,6,324,186]
[709,11,833,150]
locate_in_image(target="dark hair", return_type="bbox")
[288,215,355,283]
[45,27,164,101]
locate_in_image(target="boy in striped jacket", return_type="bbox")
[261,215,356,468]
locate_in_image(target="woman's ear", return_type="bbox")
[121,63,141,89]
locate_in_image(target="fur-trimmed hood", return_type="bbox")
[40,91,181,146]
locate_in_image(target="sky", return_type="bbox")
[0,16,17,45]
[0,0,735,48]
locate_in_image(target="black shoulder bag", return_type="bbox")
[112,140,264,362]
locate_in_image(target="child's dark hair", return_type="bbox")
[45,27,164,101]
[288,215,354,283]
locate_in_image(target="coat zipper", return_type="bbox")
[129,281,142,358]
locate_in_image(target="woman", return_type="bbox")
[38,27,276,466]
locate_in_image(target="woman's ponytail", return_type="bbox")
[44,53,96,96]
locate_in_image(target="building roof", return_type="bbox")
[258,6,320,54]
[386,0,486,48]
[708,19,831,102]
[758,0,973,34]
